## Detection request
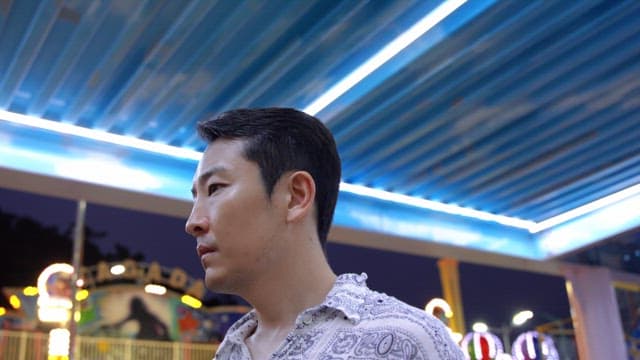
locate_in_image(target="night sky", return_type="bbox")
[0,186,571,331]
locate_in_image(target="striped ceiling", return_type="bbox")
[1,0,639,262]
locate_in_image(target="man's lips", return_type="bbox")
[196,244,217,258]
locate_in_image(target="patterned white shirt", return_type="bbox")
[214,273,465,359]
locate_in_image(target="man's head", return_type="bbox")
[195,108,341,247]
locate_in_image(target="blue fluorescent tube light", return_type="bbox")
[0,110,202,160]
[530,182,640,233]
[2,109,637,237]
[303,0,467,116]
[340,182,536,231]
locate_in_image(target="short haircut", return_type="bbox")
[197,108,341,248]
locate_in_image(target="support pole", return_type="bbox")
[563,264,626,360]
[69,199,87,360]
[501,324,511,354]
[437,258,466,335]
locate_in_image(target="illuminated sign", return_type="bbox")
[79,260,205,299]
[37,263,74,323]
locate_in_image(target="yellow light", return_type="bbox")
[75,289,89,301]
[74,310,81,322]
[181,294,202,309]
[0,307,6,316]
[9,295,21,309]
[23,286,39,296]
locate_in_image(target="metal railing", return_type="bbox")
[0,330,218,360]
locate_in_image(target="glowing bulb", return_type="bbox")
[512,310,534,326]
[181,294,202,309]
[9,295,21,309]
[472,322,488,333]
[110,264,126,275]
[75,289,89,301]
[144,284,166,295]
[23,286,38,296]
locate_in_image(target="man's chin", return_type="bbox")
[204,270,234,293]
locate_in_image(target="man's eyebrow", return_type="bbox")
[191,166,227,197]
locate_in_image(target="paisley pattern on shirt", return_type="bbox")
[322,328,423,359]
[214,273,464,360]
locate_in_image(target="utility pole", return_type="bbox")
[68,199,87,360]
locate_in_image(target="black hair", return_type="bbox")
[197,108,341,248]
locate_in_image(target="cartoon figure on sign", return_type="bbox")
[112,297,170,341]
[47,273,72,299]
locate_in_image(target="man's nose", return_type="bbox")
[185,205,209,236]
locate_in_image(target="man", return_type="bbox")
[186,108,464,359]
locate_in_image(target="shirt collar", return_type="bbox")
[224,309,258,344]
[321,272,370,324]
[225,272,371,344]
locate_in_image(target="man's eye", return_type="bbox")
[207,184,221,196]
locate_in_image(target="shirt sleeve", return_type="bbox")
[403,307,466,360]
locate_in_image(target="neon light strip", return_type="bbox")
[530,182,640,233]
[303,0,467,115]
[2,110,638,235]
[0,110,202,160]
[340,182,536,230]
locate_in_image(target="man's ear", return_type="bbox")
[286,171,316,223]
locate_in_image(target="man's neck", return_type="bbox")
[246,256,336,328]
[240,248,336,359]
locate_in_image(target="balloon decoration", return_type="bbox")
[511,331,559,360]
[461,331,505,360]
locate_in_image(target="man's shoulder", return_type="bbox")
[358,288,440,326]
[348,289,464,359]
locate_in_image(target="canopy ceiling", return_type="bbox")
[1,0,639,274]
